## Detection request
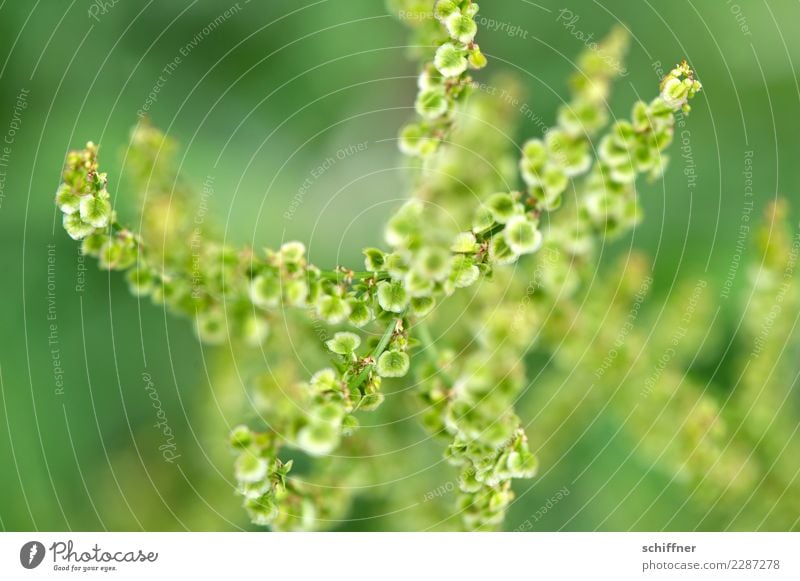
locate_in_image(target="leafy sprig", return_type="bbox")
[54,3,702,530]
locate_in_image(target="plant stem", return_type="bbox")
[348,316,403,393]
[474,222,505,242]
[318,269,390,283]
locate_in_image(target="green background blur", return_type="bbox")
[0,0,797,531]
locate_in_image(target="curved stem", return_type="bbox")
[348,316,404,394]
[318,270,391,283]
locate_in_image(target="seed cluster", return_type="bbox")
[400,0,487,158]
[54,5,702,530]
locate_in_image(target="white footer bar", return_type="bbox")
[1,532,798,580]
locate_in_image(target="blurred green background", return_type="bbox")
[0,0,798,531]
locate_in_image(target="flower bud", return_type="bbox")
[235,451,268,483]
[56,185,80,214]
[377,280,409,313]
[341,414,360,436]
[410,296,436,316]
[503,216,543,256]
[557,100,604,136]
[348,300,373,327]
[485,192,518,224]
[450,255,479,288]
[358,392,385,411]
[63,213,95,240]
[363,247,386,272]
[310,402,345,425]
[325,331,361,354]
[660,77,690,110]
[399,124,438,157]
[245,494,279,526]
[385,200,423,248]
[316,293,351,324]
[415,88,449,119]
[631,100,651,132]
[478,420,515,447]
[195,308,228,344]
[384,253,409,278]
[229,425,253,449]
[451,231,477,253]
[445,13,477,44]
[434,0,458,21]
[507,450,538,478]
[541,164,569,200]
[434,43,468,78]
[279,241,306,264]
[296,422,339,456]
[468,45,487,69]
[416,247,451,281]
[463,3,479,18]
[243,313,270,346]
[404,270,435,297]
[472,205,495,231]
[376,350,410,378]
[98,236,136,270]
[489,235,517,265]
[79,194,112,228]
[417,69,442,91]
[283,278,308,307]
[249,273,281,309]
[310,368,339,392]
[81,232,107,256]
[126,267,155,296]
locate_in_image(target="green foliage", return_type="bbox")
[53,3,713,531]
[522,202,800,528]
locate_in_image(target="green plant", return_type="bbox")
[523,200,800,529]
[54,1,703,530]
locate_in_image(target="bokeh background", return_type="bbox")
[1,0,798,531]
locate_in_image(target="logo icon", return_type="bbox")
[20,541,45,569]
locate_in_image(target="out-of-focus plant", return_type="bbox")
[523,200,799,529]
[53,0,708,530]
